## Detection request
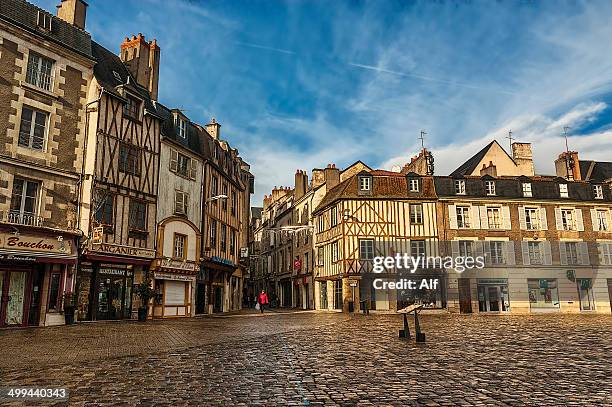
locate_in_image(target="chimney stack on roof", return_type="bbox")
[56,0,87,30]
[206,117,221,140]
[119,33,161,101]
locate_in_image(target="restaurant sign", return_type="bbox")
[154,272,196,282]
[91,243,155,259]
[152,258,197,272]
[0,232,72,255]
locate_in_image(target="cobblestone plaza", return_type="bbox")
[0,311,610,406]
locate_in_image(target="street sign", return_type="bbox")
[92,227,104,244]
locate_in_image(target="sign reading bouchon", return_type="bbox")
[0,232,72,255]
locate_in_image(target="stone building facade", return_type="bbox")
[0,0,94,327]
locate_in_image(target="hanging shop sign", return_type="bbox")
[91,243,155,259]
[211,256,234,266]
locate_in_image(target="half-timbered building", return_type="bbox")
[77,35,162,321]
[0,0,94,327]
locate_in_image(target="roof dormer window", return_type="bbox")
[485,180,496,196]
[559,183,569,198]
[409,178,420,192]
[174,115,187,138]
[594,184,604,199]
[37,11,52,31]
[454,180,466,195]
[358,175,372,193]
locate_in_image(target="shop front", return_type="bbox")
[528,279,560,312]
[197,256,236,314]
[150,259,197,318]
[0,228,78,327]
[78,243,155,321]
[477,278,511,312]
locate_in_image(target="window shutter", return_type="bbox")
[543,241,552,265]
[184,193,189,214]
[474,240,484,259]
[170,149,178,172]
[505,241,515,265]
[598,243,607,265]
[555,208,563,230]
[521,242,531,265]
[174,191,183,214]
[575,208,584,231]
[189,159,197,180]
[539,207,548,230]
[591,209,599,232]
[578,242,589,265]
[448,204,457,229]
[483,241,491,265]
[518,206,526,230]
[479,206,489,229]
[451,241,460,258]
[559,242,568,265]
[502,206,511,230]
[470,206,481,229]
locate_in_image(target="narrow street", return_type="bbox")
[1,312,610,406]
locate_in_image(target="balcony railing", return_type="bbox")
[4,211,44,227]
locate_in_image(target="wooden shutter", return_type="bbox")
[591,209,599,232]
[518,206,526,230]
[555,208,563,230]
[479,206,489,229]
[559,242,568,265]
[505,241,515,265]
[483,241,492,265]
[521,242,531,265]
[543,241,552,265]
[502,206,511,230]
[170,149,178,172]
[189,158,197,180]
[575,208,584,231]
[174,191,184,214]
[578,242,589,265]
[539,207,548,230]
[448,204,457,229]
[470,206,481,229]
[451,241,460,258]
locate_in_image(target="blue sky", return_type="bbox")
[37,0,612,204]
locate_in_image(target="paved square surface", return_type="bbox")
[0,311,610,406]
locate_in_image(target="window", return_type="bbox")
[330,206,338,227]
[119,143,140,175]
[175,116,187,138]
[220,224,227,252]
[489,241,504,264]
[599,243,612,265]
[410,240,426,258]
[177,153,191,177]
[318,215,324,232]
[174,191,189,215]
[454,180,466,195]
[210,220,217,248]
[317,246,324,266]
[561,209,575,231]
[528,242,542,265]
[173,234,186,259]
[333,280,342,310]
[10,178,39,216]
[231,191,237,216]
[222,185,228,210]
[123,94,141,119]
[36,10,52,31]
[359,239,374,260]
[594,185,604,199]
[559,183,569,198]
[359,176,371,191]
[525,207,540,230]
[456,206,471,228]
[409,178,420,192]
[487,207,501,229]
[304,252,309,273]
[128,200,147,231]
[230,229,236,255]
[211,176,218,199]
[47,272,61,311]
[528,279,559,309]
[458,240,472,257]
[94,191,113,225]
[522,182,532,197]
[410,204,423,224]
[563,242,579,265]
[18,107,47,150]
[596,210,609,231]
[485,181,496,196]
[331,241,339,262]
[26,52,53,91]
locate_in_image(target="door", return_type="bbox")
[577,279,595,311]
[5,271,27,325]
[213,286,223,312]
[459,279,472,313]
[488,286,500,312]
[196,283,206,314]
[27,269,44,326]
[608,279,612,313]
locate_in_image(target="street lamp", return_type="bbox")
[207,194,228,203]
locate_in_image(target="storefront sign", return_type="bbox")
[153,258,197,272]
[91,243,155,259]
[0,233,72,255]
[477,279,508,285]
[211,256,234,266]
[0,254,36,262]
[154,272,195,282]
[99,268,133,277]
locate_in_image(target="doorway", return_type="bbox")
[458,278,472,313]
[577,279,595,311]
[477,280,510,312]
[195,283,206,314]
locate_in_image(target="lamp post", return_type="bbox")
[201,194,228,314]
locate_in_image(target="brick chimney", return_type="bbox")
[120,33,161,100]
[56,0,87,30]
[294,170,308,200]
[205,118,221,140]
[400,148,430,175]
[555,151,581,181]
[511,142,535,176]
[480,161,497,177]
[324,164,340,190]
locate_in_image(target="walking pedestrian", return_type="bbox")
[258,290,269,314]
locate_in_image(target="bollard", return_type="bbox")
[414,309,426,343]
[398,313,411,339]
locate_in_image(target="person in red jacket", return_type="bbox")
[258,290,269,313]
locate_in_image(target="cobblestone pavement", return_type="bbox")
[0,311,611,406]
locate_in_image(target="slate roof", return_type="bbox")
[450,140,516,177]
[0,0,92,58]
[155,103,203,156]
[579,160,612,182]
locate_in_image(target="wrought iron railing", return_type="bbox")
[5,211,44,227]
